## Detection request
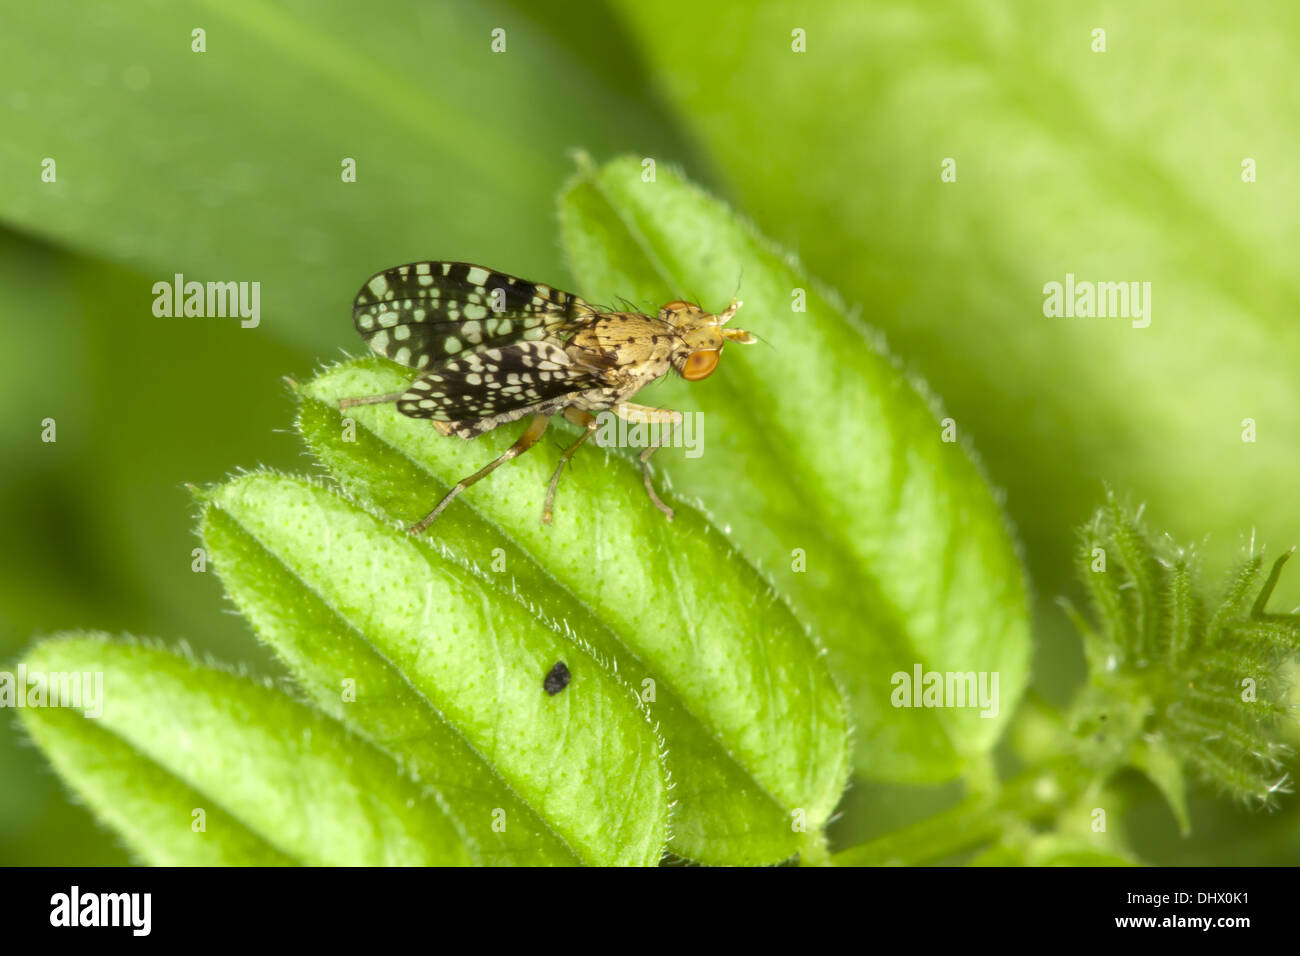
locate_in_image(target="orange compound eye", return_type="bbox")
[681,349,720,381]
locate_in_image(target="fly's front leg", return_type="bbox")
[339,390,406,411]
[615,403,684,521]
[408,414,550,535]
[542,407,598,525]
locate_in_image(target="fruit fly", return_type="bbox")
[339,262,755,533]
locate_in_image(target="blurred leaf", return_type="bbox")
[0,234,101,642]
[605,0,1300,613]
[201,472,668,866]
[0,0,701,357]
[18,635,478,865]
[0,241,135,867]
[558,156,1032,782]
[297,362,850,864]
[1130,740,1191,837]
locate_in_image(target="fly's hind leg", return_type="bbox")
[408,414,550,535]
[615,403,684,521]
[542,407,599,525]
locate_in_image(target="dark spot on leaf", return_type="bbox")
[544,661,571,695]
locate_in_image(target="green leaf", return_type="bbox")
[558,155,1031,782]
[604,0,1300,613]
[17,635,478,865]
[295,363,850,864]
[1067,497,1300,809]
[200,472,668,866]
[1131,738,1191,837]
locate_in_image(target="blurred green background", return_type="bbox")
[3,0,1298,864]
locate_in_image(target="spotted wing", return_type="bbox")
[396,340,601,423]
[353,261,594,369]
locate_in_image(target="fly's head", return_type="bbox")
[657,299,755,381]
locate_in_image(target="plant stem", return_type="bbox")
[829,766,1078,866]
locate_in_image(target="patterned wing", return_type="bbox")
[353,261,593,369]
[396,340,601,424]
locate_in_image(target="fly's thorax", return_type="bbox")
[568,313,676,375]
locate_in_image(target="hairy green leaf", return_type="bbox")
[200,472,668,866]
[296,362,850,864]
[558,155,1031,782]
[17,635,477,865]
[1070,495,1300,811]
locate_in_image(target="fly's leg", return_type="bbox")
[408,414,550,535]
[338,388,453,437]
[638,446,673,520]
[542,408,598,525]
[338,390,407,411]
[615,403,684,521]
